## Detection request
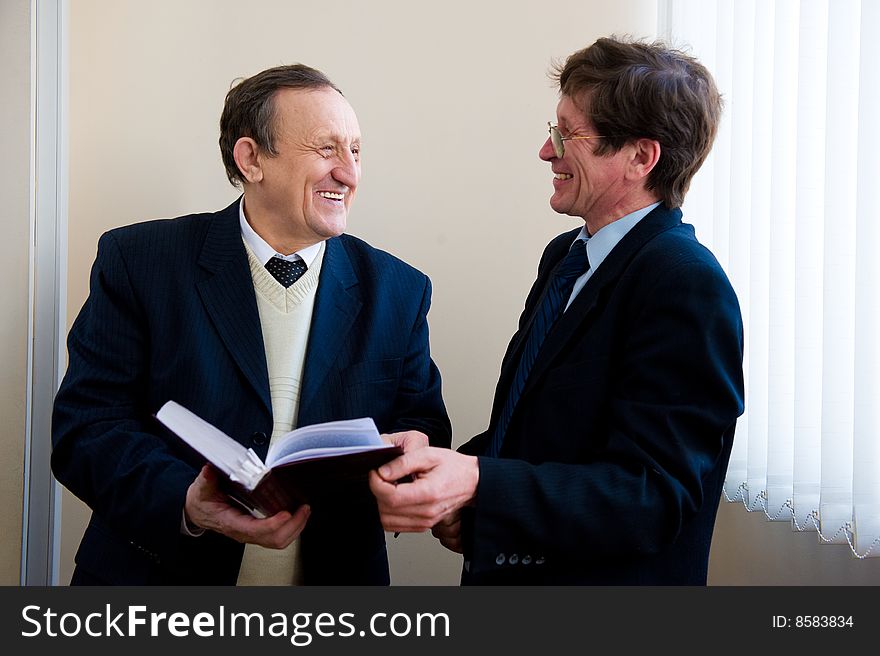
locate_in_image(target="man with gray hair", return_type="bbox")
[53,64,450,585]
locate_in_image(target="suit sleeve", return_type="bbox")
[387,276,452,447]
[465,257,744,573]
[51,232,197,564]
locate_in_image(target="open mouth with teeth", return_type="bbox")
[317,191,345,201]
[554,173,573,180]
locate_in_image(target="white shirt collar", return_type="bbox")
[238,197,323,267]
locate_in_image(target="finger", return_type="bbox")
[380,431,428,451]
[379,432,408,448]
[371,469,458,526]
[370,479,438,516]
[201,464,222,486]
[368,470,398,498]
[377,449,433,482]
[377,510,437,533]
[375,475,441,509]
[436,510,461,527]
[398,431,429,452]
[379,520,427,533]
[195,465,230,504]
[221,508,292,540]
[431,526,460,545]
[262,505,311,549]
[251,503,310,534]
[369,471,414,510]
[431,518,460,538]
[438,536,463,553]
[220,508,300,545]
[287,504,311,532]
[373,492,448,525]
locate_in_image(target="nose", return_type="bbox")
[539,136,556,161]
[333,151,360,189]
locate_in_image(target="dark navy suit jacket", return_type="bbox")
[52,199,451,585]
[459,204,744,584]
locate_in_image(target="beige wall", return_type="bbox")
[0,0,31,585]
[60,0,879,586]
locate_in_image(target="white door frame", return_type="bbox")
[22,0,68,585]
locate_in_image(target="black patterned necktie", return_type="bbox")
[486,240,590,458]
[265,256,307,288]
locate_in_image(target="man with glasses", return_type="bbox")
[371,37,744,584]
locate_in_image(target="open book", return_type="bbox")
[156,401,401,518]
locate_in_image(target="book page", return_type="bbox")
[269,443,392,468]
[265,417,383,467]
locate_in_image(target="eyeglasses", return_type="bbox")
[548,122,610,158]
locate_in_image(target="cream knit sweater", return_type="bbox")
[236,239,324,586]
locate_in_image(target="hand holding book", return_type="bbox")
[376,430,429,537]
[184,463,311,549]
[157,401,403,520]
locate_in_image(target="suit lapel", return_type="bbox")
[518,205,683,399]
[299,237,363,416]
[488,235,573,425]
[505,263,560,366]
[196,199,272,416]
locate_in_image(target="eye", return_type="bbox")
[319,145,335,157]
[350,145,361,160]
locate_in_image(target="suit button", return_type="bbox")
[495,553,506,565]
[251,431,268,446]
[535,556,545,565]
[509,553,519,565]
[522,555,532,565]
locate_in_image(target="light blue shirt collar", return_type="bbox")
[564,201,661,311]
[238,197,322,267]
[573,201,662,272]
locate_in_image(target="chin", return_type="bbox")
[549,197,572,216]
[316,217,347,239]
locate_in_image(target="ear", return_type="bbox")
[233,137,263,184]
[626,138,661,182]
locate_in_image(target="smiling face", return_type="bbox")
[539,94,634,233]
[245,87,361,252]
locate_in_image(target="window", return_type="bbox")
[661,0,880,558]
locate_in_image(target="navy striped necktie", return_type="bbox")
[486,240,590,458]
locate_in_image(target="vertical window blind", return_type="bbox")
[660,0,879,558]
